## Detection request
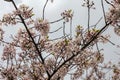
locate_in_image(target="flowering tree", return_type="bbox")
[0,0,120,80]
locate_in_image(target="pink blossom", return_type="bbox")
[34,19,50,36]
[61,10,73,22]
[106,1,120,25]
[2,45,16,60]
[13,4,34,19]
[15,28,35,50]
[2,13,16,25]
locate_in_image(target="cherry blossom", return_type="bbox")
[34,19,50,36]
[106,0,120,36]
[14,4,34,19]
[61,10,73,22]
[0,0,120,80]
[2,45,16,60]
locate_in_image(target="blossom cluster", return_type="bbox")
[106,0,120,36]
[2,45,16,60]
[82,0,95,9]
[14,4,34,19]
[61,10,73,22]
[75,25,109,45]
[34,19,50,36]
[14,28,35,51]
[0,4,33,26]
[44,39,80,57]
[0,1,120,80]
[2,13,17,25]
[0,67,18,80]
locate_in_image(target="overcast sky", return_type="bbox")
[0,0,120,79]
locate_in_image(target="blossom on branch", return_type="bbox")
[2,45,16,60]
[106,0,120,36]
[61,9,73,22]
[14,28,35,51]
[0,0,120,80]
[2,13,17,25]
[14,4,34,19]
[34,19,50,36]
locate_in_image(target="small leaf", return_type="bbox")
[31,14,35,16]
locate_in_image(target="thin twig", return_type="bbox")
[63,22,66,38]
[87,0,90,34]
[105,0,115,8]
[49,27,62,33]
[91,17,103,28]
[43,0,49,20]
[49,18,64,24]
[101,36,115,45]
[96,43,100,53]
[101,0,107,24]
[70,19,73,39]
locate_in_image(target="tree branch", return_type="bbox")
[48,21,112,80]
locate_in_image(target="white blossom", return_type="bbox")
[34,19,50,36]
